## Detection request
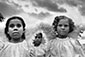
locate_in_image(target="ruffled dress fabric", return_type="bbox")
[32,44,47,57]
[0,40,31,57]
[28,38,48,57]
[47,37,85,57]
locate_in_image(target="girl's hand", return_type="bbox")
[30,49,36,57]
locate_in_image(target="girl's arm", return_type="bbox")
[45,40,55,57]
[71,39,85,57]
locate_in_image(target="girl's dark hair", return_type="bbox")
[52,15,75,33]
[4,16,26,40]
[33,32,43,47]
[35,33,43,39]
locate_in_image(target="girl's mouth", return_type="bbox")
[12,32,20,36]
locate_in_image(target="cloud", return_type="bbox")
[7,0,30,8]
[31,0,67,12]
[2,0,85,16]
[28,12,52,19]
[65,0,81,6]
[0,2,22,17]
[64,0,85,15]
[52,0,81,6]
[54,0,85,15]
[79,6,85,15]
[1,0,85,22]
[7,0,53,19]
[43,0,85,16]
[65,0,85,15]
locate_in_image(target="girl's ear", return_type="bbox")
[23,28,25,30]
[23,28,25,32]
[23,30,25,33]
[7,31,9,34]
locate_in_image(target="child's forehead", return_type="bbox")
[9,19,22,24]
[59,19,69,23]
[10,19,21,22]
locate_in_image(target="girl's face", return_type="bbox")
[7,19,24,39]
[57,19,70,37]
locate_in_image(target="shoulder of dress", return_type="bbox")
[69,38,82,46]
[0,40,5,50]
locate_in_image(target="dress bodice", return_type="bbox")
[0,40,30,57]
[47,37,85,57]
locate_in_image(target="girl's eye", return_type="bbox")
[58,24,62,27]
[64,25,69,27]
[17,24,21,28]
[9,24,15,28]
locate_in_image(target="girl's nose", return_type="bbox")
[13,26,18,31]
[14,29,18,31]
[61,26,65,30]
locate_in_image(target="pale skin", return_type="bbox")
[57,19,70,38]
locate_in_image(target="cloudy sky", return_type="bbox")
[0,0,85,28]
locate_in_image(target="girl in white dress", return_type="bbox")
[46,16,85,57]
[0,16,35,57]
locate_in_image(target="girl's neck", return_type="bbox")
[57,35,68,39]
[9,38,24,43]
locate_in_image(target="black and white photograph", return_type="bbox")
[0,0,85,57]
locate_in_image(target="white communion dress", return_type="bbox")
[31,43,48,57]
[46,37,85,57]
[0,40,34,57]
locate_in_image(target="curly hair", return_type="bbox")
[4,16,26,41]
[52,15,75,33]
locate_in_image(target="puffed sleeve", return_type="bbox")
[70,39,85,57]
[0,40,4,50]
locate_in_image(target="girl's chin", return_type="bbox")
[11,36,21,39]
